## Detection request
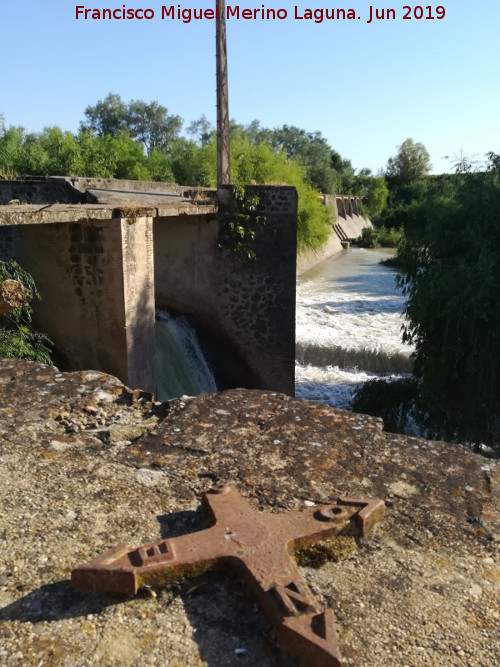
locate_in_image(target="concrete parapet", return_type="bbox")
[0,178,86,206]
[0,176,214,207]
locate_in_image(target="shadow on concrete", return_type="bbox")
[0,580,122,623]
[180,569,286,667]
[0,510,287,666]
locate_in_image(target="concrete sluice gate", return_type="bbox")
[0,178,370,399]
[0,178,298,399]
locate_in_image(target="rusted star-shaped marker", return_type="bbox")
[71,486,385,666]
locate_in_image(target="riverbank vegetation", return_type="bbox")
[0,96,385,252]
[359,224,404,249]
[353,151,500,450]
[0,261,53,364]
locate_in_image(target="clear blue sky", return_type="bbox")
[1,1,498,174]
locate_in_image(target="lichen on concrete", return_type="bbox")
[0,358,499,666]
[294,535,357,568]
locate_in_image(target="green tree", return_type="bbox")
[127,99,182,155]
[386,138,432,186]
[77,130,115,178]
[169,138,216,187]
[486,151,500,171]
[187,115,214,146]
[110,131,153,180]
[364,177,389,218]
[396,165,500,446]
[147,148,175,182]
[38,127,82,176]
[82,94,182,156]
[377,139,432,229]
[350,170,388,218]
[353,156,500,449]
[81,93,128,136]
[330,151,356,194]
[0,126,25,176]
[0,260,53,364]
[268,125,340,194]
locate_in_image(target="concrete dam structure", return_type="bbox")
[0,177,297,397]
[296,194,372,275]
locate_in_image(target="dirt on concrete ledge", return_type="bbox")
[0,359,498,666]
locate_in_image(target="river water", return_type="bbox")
[295,247,413,409]
[155,247,412,410]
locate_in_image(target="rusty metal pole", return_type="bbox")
[216,0,231,188]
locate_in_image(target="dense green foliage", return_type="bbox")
[386,138,432,186]
[360,225,404,248]
[0,125,174,181]
[217,185,265,262]
[376,138,432,231]
[351,377,429,436]
[81,93,182,155]
[398,164,500,445]
[354,156,500,449]
[355,175,389,219]
[0,96,385,251]
[0,261,53,364]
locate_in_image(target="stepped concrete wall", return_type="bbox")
[297,195,372,275]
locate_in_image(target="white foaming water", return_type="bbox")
[295,248,413,409]
[156,309,217,402]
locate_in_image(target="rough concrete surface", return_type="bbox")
[0,202,216,227]
[0,359,499,666]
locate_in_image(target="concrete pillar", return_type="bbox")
[345,197,353,217]
[336,197,346,219]
[15,216,156,393]
[119,215,156,392]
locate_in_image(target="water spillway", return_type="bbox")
[295,248,413,408]
[155,309,217,402]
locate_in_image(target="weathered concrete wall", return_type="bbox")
[0,176,211,206]
[297,195,372,275]
[120,216,156,391]
[0,178,86,205]
[15,217,156,393]
[0,358,498,667]
[0,179,297,397]
[333,195,372,241]
[296,230,343,274]
[154,185,297,395]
